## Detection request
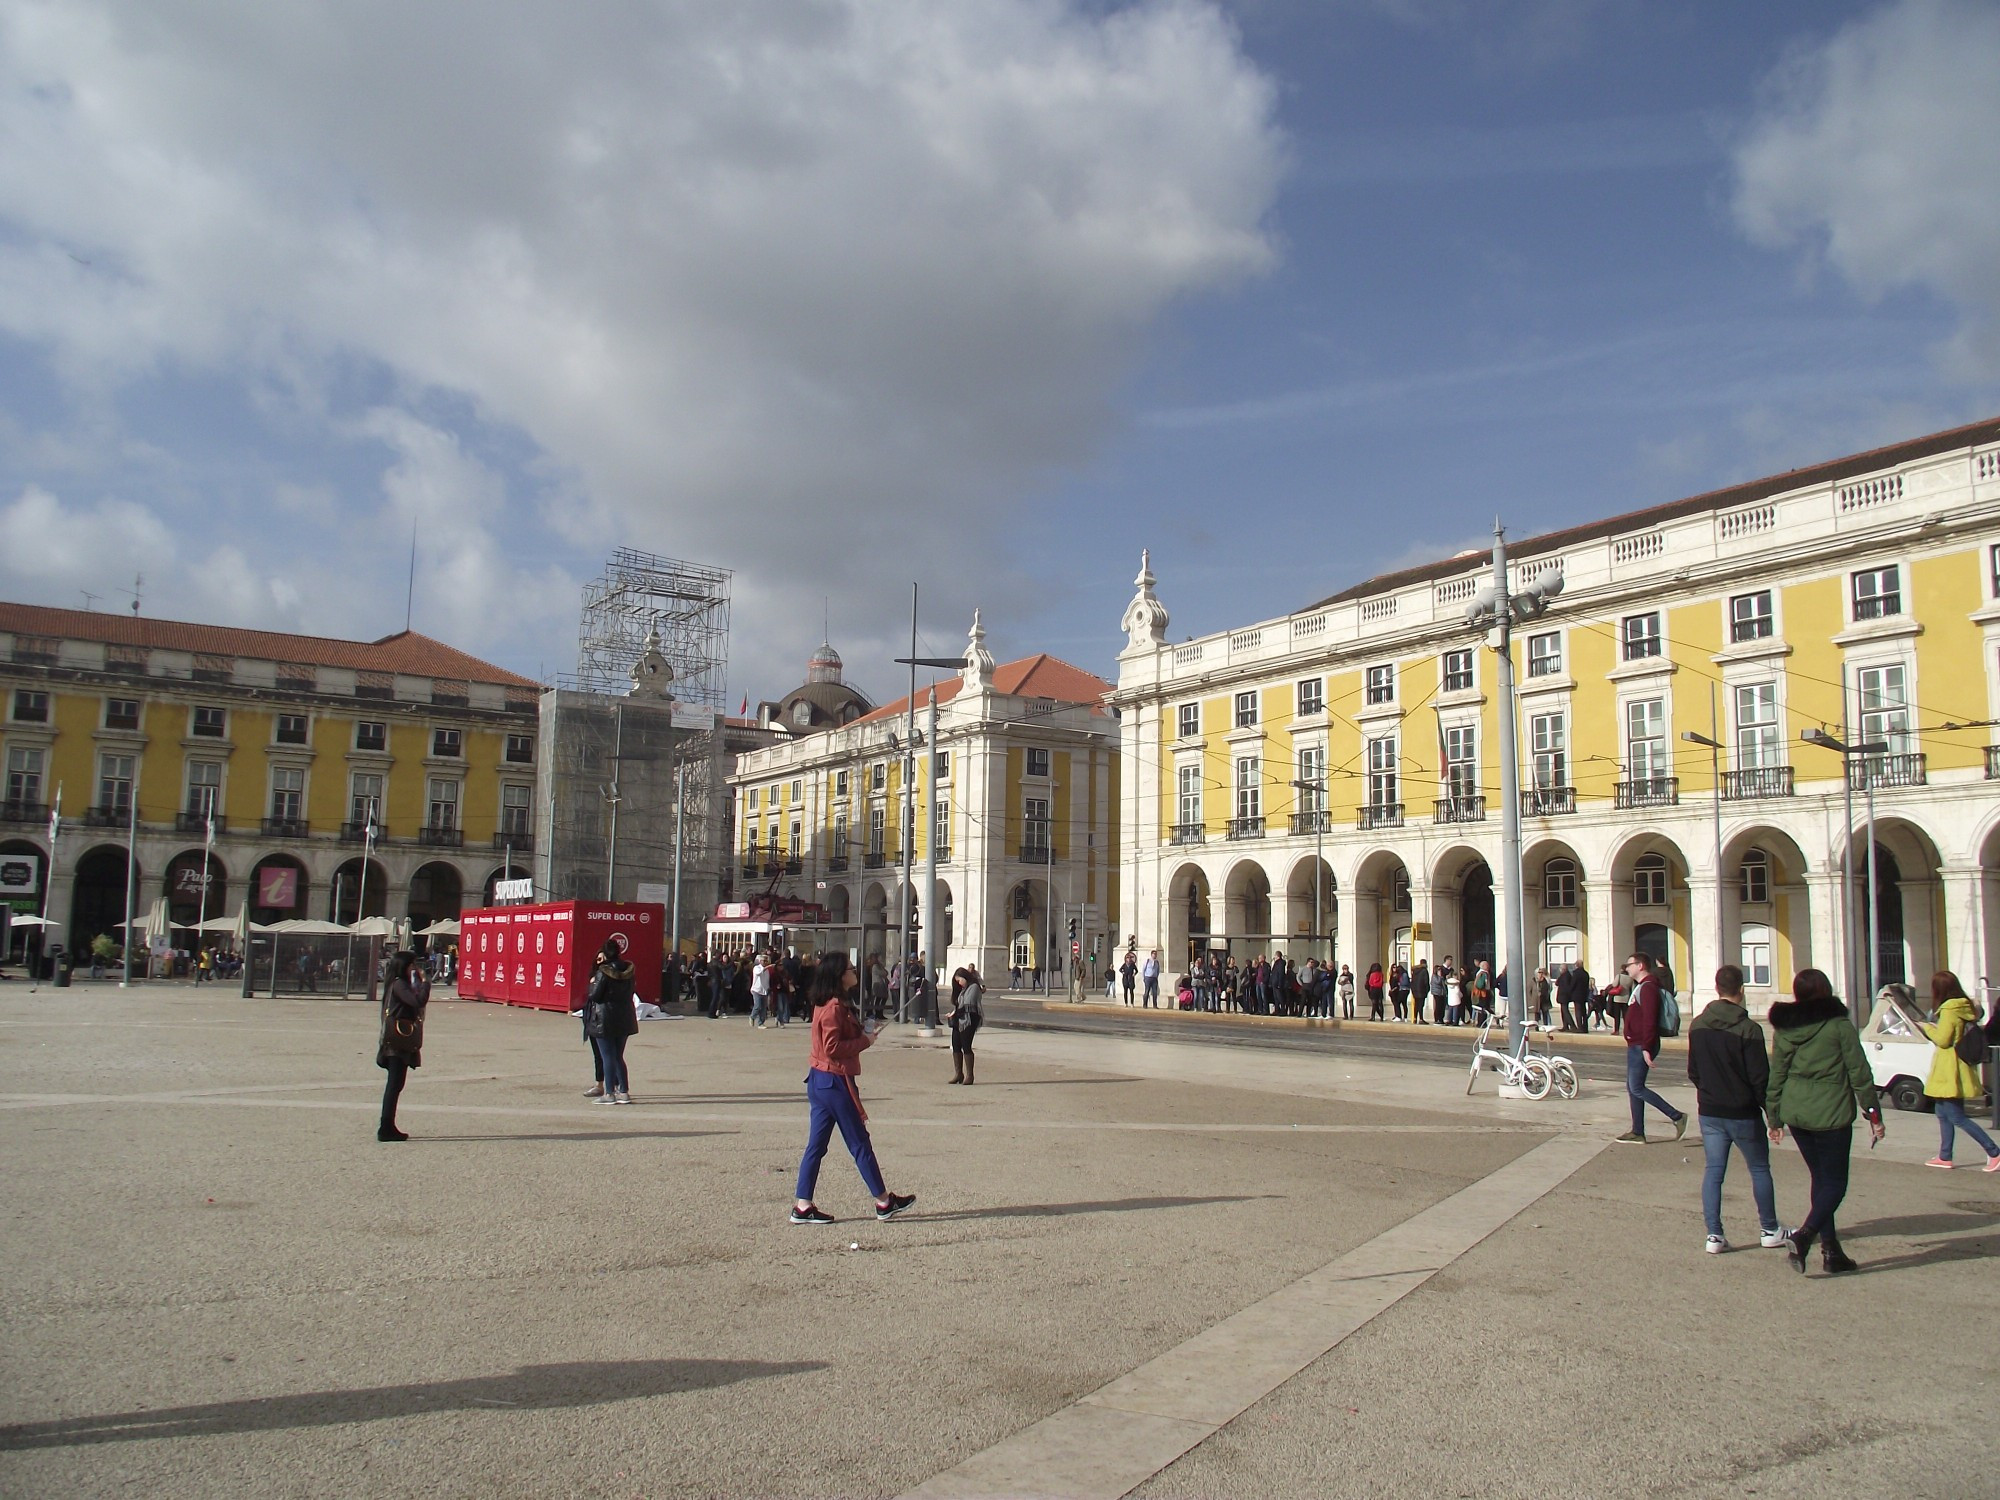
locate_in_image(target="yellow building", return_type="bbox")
[1113,415,2000,1012]
[729,614,1117,979]
[0,603,540,953]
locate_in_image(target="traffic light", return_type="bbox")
[1068,917,1078,941]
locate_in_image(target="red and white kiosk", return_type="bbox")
[459,892,664,1012]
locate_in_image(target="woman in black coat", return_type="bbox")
[376,950,431,1142]
[583,941,638,1105]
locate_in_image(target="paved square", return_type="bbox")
[1,988,1994,1498]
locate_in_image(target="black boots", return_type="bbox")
[1821,1236,1858,1275]
[378,1122,408,1142]
[964,1054,974,1086]
[949,1054,964,1085]
[1786,1229,1813,1273]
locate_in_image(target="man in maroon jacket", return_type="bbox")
[1616,952,1689,1144]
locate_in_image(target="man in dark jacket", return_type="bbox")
[1616,952,1688,1144]
[1686,964,1788,1252]
[1409,959,1430,1027]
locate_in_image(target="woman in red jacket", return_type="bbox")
[792,953,917,1225]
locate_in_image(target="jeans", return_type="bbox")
[750,990,768,1025]
[1700,1115,1778,1237]
[775,991,791,1026]
[1626,1047,1682,1135]
[1935,1098,2000,1162]
[592,1033,628,1093]
[796,1069,885,1202]
[1791,1125,1853,1239]
[380,1058,409,1127]
[1143,974,1159,1006]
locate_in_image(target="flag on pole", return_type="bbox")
[737,694,748,716]
[47,784,61,845]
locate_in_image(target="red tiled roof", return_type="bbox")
[0,600,539,689]
[856,654,1111,725]
[1305,412,2000,612]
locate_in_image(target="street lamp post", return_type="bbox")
[1681,684,1725,1005]
[1801,725,1888,1018]
[1463,523,1564,1057]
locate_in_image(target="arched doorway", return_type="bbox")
[249,854,308,927]
[407,861,463,929]
[163,849,227,928]
[70,844,135,952]
[1167,864,1212,968]
[933,878,954,954]
[333,858,391,923]
[1872,843,1905,987]
[1461,863,1495,969]
[1284,856,1336,963]
[1223,860,1272,959]
[1,839,49,964]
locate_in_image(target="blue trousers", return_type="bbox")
[592,1033,628,1093]
[1935,1098,2000,1162]
[1626,1046,1682,1135]
[1700,1115,1779,1237]
[796,1069,885,1202]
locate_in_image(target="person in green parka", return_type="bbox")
[1919,970,1999,1171]
[1766,967,1883,1275]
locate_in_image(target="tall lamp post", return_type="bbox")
[1681,684,1725,1004]
[1801,726,1887,1018]
[1462,522,1563,1056]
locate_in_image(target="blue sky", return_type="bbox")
[1,0,1995,704]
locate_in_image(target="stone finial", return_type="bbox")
[1121,547,1169,650]
[961,608,995,692]
[628,627,675,702]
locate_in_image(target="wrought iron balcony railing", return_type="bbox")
[1987,746,2000,781]
[175,810,226,834]
[418,826,463,847]
[1169,822,1206,845]
[863,851,888,869]
[826,855,849,872]
[1720,766,1793,800]
[1614,777,1679,809]
[1848,752,1926,791]
[1288,810,1331,835]
[493,830,534,852]
[0,799,48,825]
[1357,802,1403,830]
[1520,786,1576,817]
[1433,795,1485,825]
[1226,816,1265,840]
[85,804,133,827]
[262,816,311,838]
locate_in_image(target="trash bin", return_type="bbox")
[53,959,71,988]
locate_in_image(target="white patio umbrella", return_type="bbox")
[269,918,348,935]
[9,914,55,928]
[348,916,400,937]
[418,917,461,937]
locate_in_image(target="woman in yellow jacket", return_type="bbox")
[1920,970,1999,1171]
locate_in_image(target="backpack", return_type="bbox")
[1956,1021,1989,1068]
[1656,987,1681,1039]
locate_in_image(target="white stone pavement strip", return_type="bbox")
[900,1132,1607,1500]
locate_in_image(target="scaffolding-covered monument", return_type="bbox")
[538,550,732,953]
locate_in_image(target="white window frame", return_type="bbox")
[1620,612,1662,661]
[1734,683,1781,769]
[1176,764,1202,827]
[500,782,532,834]
[1633,853,1669,906]
[1729,590,1774,643]
[1364,664,1395,706]
[1296,678,1324,718]
[1177,702,1201,738]
[426,776,459,830]
[1543,858,1578,909]
[1739,848,1770,905]
[1530,712,1568,788]
[1443,723,1477,799]
[1365,735,1398,808]
[1441,648,1475,694]
[6,745,46,805]
[270,764,306,821]
[1526,632,1562,678]
[1025,747,1051,778]
[1296,745,1326,810]
[1851,565,1901,621]
[98,752,135,814]
[186,759,223,817]
[1234,757,1261,821]
[1740,922,1773,988]
[1856,663,1912,755]
[1233,692,1258,729]
[1625,698,1668,780]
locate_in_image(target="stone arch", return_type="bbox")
[163,848,227,929]
[931,876,955,956]
[406,861,463,928]
[1222,858,1273,956]
[2,838,50,963]
[70,843,137,952]
[1521,836,1587,972]
[1425,843,1493,972]
[861,881,891,965]
[1607,830,1692,992]
[1718,825,1813,998]
[334,858,393,922]
[1166,862,1213,968]
[1282,854,1336,963]
[826,885,852,924]
[1841,815,1944,993]
[1351,848,1412,973]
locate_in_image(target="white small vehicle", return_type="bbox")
[1858,989,1943,1113]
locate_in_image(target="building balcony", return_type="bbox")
[262,816,311,838]
[1521,786,1576,817]
[1226,816,1265,840]
[175,810,226,834]
[761,860,783,877]
[1987,745,2000,781]
[493,830,534,852]
[1169,822,1206,845]
[339,821,381,843]
[1433,795,1485,825]
[784,857,802,875]
[930,846,950,863]
[863,851,888,869]
[417,825,463,848]
[826,855,849,872]
[0,799,48,826]
[1356,802,1403,831]
[740,861,761,877]
[1614,777,1679,810]
[85,804,133,827]
[1849,752,1926,791]
[1018,845,1058,862]
[1721,766,1793,800]
[1289,810,1331,836]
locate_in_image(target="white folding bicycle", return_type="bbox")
[1466,1012,1552,1099]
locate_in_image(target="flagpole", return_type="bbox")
[120,764,138,988]
[33,783,59,992]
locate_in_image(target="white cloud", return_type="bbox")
[0,0,1283,689]
[1733,0,2000,374]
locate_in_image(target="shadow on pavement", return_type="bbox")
[1848,1235,1999,1276]
[990,1077,1140,1087]
[1839,1205,2000,1240]
[919,1194,1272,1222]
[0,1359,827,1449]
[413,1130,735,1144]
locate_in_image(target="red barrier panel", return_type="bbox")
[458,900,664,1012]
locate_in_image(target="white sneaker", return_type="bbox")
[1704,1235,1728,1255]
[1759,1226,1792,1249]
[583,1083,605,1099]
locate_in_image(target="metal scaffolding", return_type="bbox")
[573,548,732,709]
